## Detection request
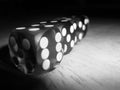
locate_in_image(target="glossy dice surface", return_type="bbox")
[8,15,89,75]
[8,23,63,75]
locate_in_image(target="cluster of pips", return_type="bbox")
[8,15,90,75]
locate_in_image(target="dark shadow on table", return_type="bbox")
[0,45,48,90]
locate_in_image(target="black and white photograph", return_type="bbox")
[0,0,120,90]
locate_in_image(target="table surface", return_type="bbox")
[0,17,120,90]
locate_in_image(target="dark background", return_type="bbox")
[0,0,120,20]
[0,0,120,30]
[0,0,120,90]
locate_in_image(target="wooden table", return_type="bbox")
[0,17,120,90]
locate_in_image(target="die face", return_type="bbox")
[49,27,63,63]
[70,17,88,44]
[58,20,75,55]
[9,30,37,74]
[75,19,84,42]
[79,15,89,38]
[36,26,63,73]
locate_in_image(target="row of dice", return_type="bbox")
[8,15,89,75]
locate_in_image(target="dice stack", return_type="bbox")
[8,15,90,75]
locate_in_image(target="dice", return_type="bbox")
[71,15,90,44]
[8,15,89,75]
